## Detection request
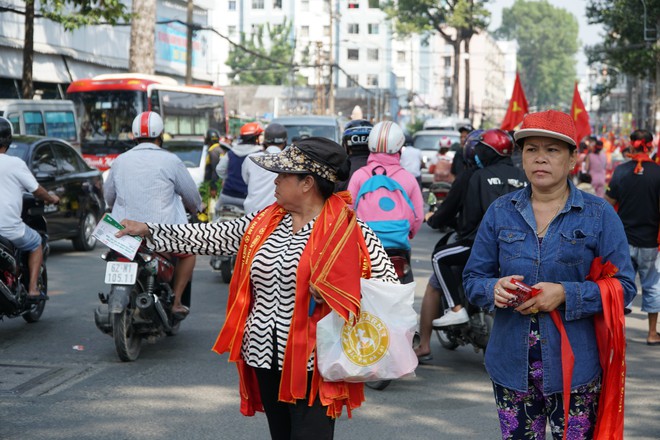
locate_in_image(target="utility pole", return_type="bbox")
[328,0,335,116]
[185,0,194,84]
[315,42,326,115]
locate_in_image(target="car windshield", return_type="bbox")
[5,142,29,161]
[163,142,204,167]
[414,134,460,151]
[284,125,336,143]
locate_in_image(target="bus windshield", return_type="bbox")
[68,90,144,155]
[153,89,225,137]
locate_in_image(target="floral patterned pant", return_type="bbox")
[492,316,601,439]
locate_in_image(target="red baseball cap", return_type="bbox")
[513,110,577,148]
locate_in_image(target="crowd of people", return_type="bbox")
[4,105,658,439]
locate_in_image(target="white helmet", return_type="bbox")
[439,136,453,149]
[368,121,405,154]
[132,111,164,139]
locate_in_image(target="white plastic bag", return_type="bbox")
[316,278,418,383]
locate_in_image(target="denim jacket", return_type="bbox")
[463,180,636,394]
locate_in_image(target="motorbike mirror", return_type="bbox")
[34,171,56,181]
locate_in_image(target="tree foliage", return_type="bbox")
[381,0,490,116]
[18,0,131,98]
[39,0,131,31]
[585,0,659,89]
[496,0,578,109]
[226,19,307,86]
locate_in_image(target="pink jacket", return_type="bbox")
[347,152,425,239]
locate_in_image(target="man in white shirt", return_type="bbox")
[0,117,59,299]
[242,123,288,214]
[105,112,202,318]
[399,134,424,190]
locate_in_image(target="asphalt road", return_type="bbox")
[1,224,659,440]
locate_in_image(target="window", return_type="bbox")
[252,0,264,9]
[228,0,236,10]
[273,0,282,8]
[347,74,359,86]
[323,25,330,37]
[31,144,57,174]
[53,142,82,173]
[300,26,309,38]
[367,74,379,86]
[347,49,359,61]
[368,0,379,7]
[348,1,359,8]
[396,76,406,88]
[6,113,19,134]
[368,24,379,34]
[301,0,309,11]
[24,111,45,136]
[228,26,237,37]
[444,56,451,68]
[45,111,77,141]
[367,48,379,61]
[347,23,359,34]
[397,51,406,63]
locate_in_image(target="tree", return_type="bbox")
[129,0,157,74]
[382,0,490,118]
[226,19,307,86]
[495,0,578,109]
[585,0,659,130]
[19,1,131,99]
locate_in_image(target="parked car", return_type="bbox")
[162,138,208,188]
[6,135,105,251]
[413,129,461,185]
[269,116,342,144]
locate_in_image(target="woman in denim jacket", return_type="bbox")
[463,110,636,440]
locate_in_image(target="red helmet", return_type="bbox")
[240,122,264,137]
[479,129,513,156]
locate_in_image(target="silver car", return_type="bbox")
[413,129,461,185]
[269,116,342,144]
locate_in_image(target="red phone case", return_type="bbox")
[505,279,540,307]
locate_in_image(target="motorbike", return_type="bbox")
[432,232,493,357]
[365,248,414,391]
[0,195,49,324]
[427,181,452,212]
[94,244,191,362]
[209,204,244,283]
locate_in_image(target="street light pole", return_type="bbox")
[328,0,335,115]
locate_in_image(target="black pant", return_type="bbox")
[431,238,472,309]
[254,367,335,440]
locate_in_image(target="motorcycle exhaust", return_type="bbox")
[0,247,16,273]
[0,280,18,311]
[135,292,171,332]
[94,305,112,334]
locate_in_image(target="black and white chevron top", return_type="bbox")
[147,211,397,371]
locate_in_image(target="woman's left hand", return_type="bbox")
[516,282,566,315]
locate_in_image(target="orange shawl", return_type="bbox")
[212,192,371,418]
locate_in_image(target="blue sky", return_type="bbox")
[487,0,604,78]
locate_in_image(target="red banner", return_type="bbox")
[500,73,529,131]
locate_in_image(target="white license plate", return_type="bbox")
[104,262,138,285]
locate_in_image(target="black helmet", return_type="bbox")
[205,128,221,145]
[264,123,288,145]
[0,117,13,148]
[344,119,373,131]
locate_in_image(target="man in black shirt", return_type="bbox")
[605,129,660,345]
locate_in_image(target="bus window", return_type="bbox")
[45,111,77,141]
[24,111,46,136]
[158,89,224,137]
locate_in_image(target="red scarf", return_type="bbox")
[626,151,654,175]
[212,192,371,418]
[531,258,624,440]
[587,258,626,440]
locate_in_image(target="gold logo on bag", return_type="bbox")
[341,312,389,366]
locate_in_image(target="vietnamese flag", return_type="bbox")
[571,82,591,144]
[501,73,529,130]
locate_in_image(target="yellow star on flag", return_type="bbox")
[512,101,522,112]
[573,106,582,121]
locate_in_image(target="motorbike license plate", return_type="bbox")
[104,262,138,285]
